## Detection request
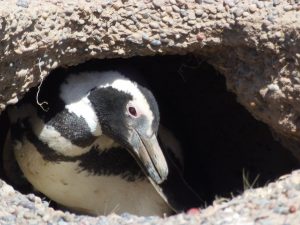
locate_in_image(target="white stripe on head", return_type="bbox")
[65,96,102,136]
[60,71,155,137]
[59,71,125,136]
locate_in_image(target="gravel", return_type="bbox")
[1,170,300,224]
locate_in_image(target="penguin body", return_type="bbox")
[5,69,202,216]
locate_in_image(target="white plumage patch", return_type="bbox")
[65,96,102,136]
[14,138,171,216]
[29,112,91,157]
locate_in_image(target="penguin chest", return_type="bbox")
[14,137,171,216]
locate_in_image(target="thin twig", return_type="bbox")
[36,58,49,112]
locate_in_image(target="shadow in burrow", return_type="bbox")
[0,55,298,212]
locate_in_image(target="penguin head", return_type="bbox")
[61,71,168,184]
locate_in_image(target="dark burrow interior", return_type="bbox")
[0,55,299,213]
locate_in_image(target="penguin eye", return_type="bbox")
[128,106,137,117]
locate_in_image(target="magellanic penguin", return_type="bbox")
[4,69,202,216]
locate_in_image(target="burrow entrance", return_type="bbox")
[0,55,298,212]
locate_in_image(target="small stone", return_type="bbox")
[208,7,217,14]
[7,96,18,105]
[267,84,280,92]
[17,69,28,77]
[274,31,282,38]
[242,12,249,17]
[256,1,264,9]
[16,0,29,8]
[233,8,244,17]
[65,7,74,16]
[283,5,293,11]
[161,38,169,44]
[160,33,167,38]
[172,5,180,12]
[149,21,160,29]
[150,39,161,46]
[289,205,297,213]
[195,9,203,16]
[180,9,188,17]
[267,15,275,23]
[187,208,201,215]
[0,184,14,196]
[162,17,174,25]
[126,34,142,44]
[224,0,235,7]
[201,12,208,18]
[249,4,257,13]
[153,0,165,8]
[141,12,149,19]
[203,0,214,4]
[273,0,280,6]
[188,20,196,25]
[188,11,196,20]
[142,33,150,41]
[274,206,290,215]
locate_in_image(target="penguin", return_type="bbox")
[3,69,202,216]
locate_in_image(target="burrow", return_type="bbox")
[0,55,298,215]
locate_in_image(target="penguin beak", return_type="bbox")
[130,130,168,184]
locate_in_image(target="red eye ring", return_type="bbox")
[128,106,137,117]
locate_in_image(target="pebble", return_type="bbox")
[188,20,196,25]
[16,0,29,8]
[267,84,280,92]
[242,12,249,17]
[274,205,290,215]
[180,9,188,17]
[172,5,180,12]
[195,9,203,16]
[273,0,280,6]
[224,0,235,7]
[149,21,160,29]
[203,0,214,4]
[161,38,169,44]
[289,205,297,213]
[150,39,161,46]
[188,11,196,20]
[207,7,217,14]
[142,33,150,41]
[249,4,257,13]
[153,0,165,8]
[256,1,264,9]
[0,184,14,196]
[233,8,244,17]
[283,5,293,11]
[267,15,275,23]
[126,34,142,45]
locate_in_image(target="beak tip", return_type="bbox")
[148,167,169,184]
[150,167,168,184]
